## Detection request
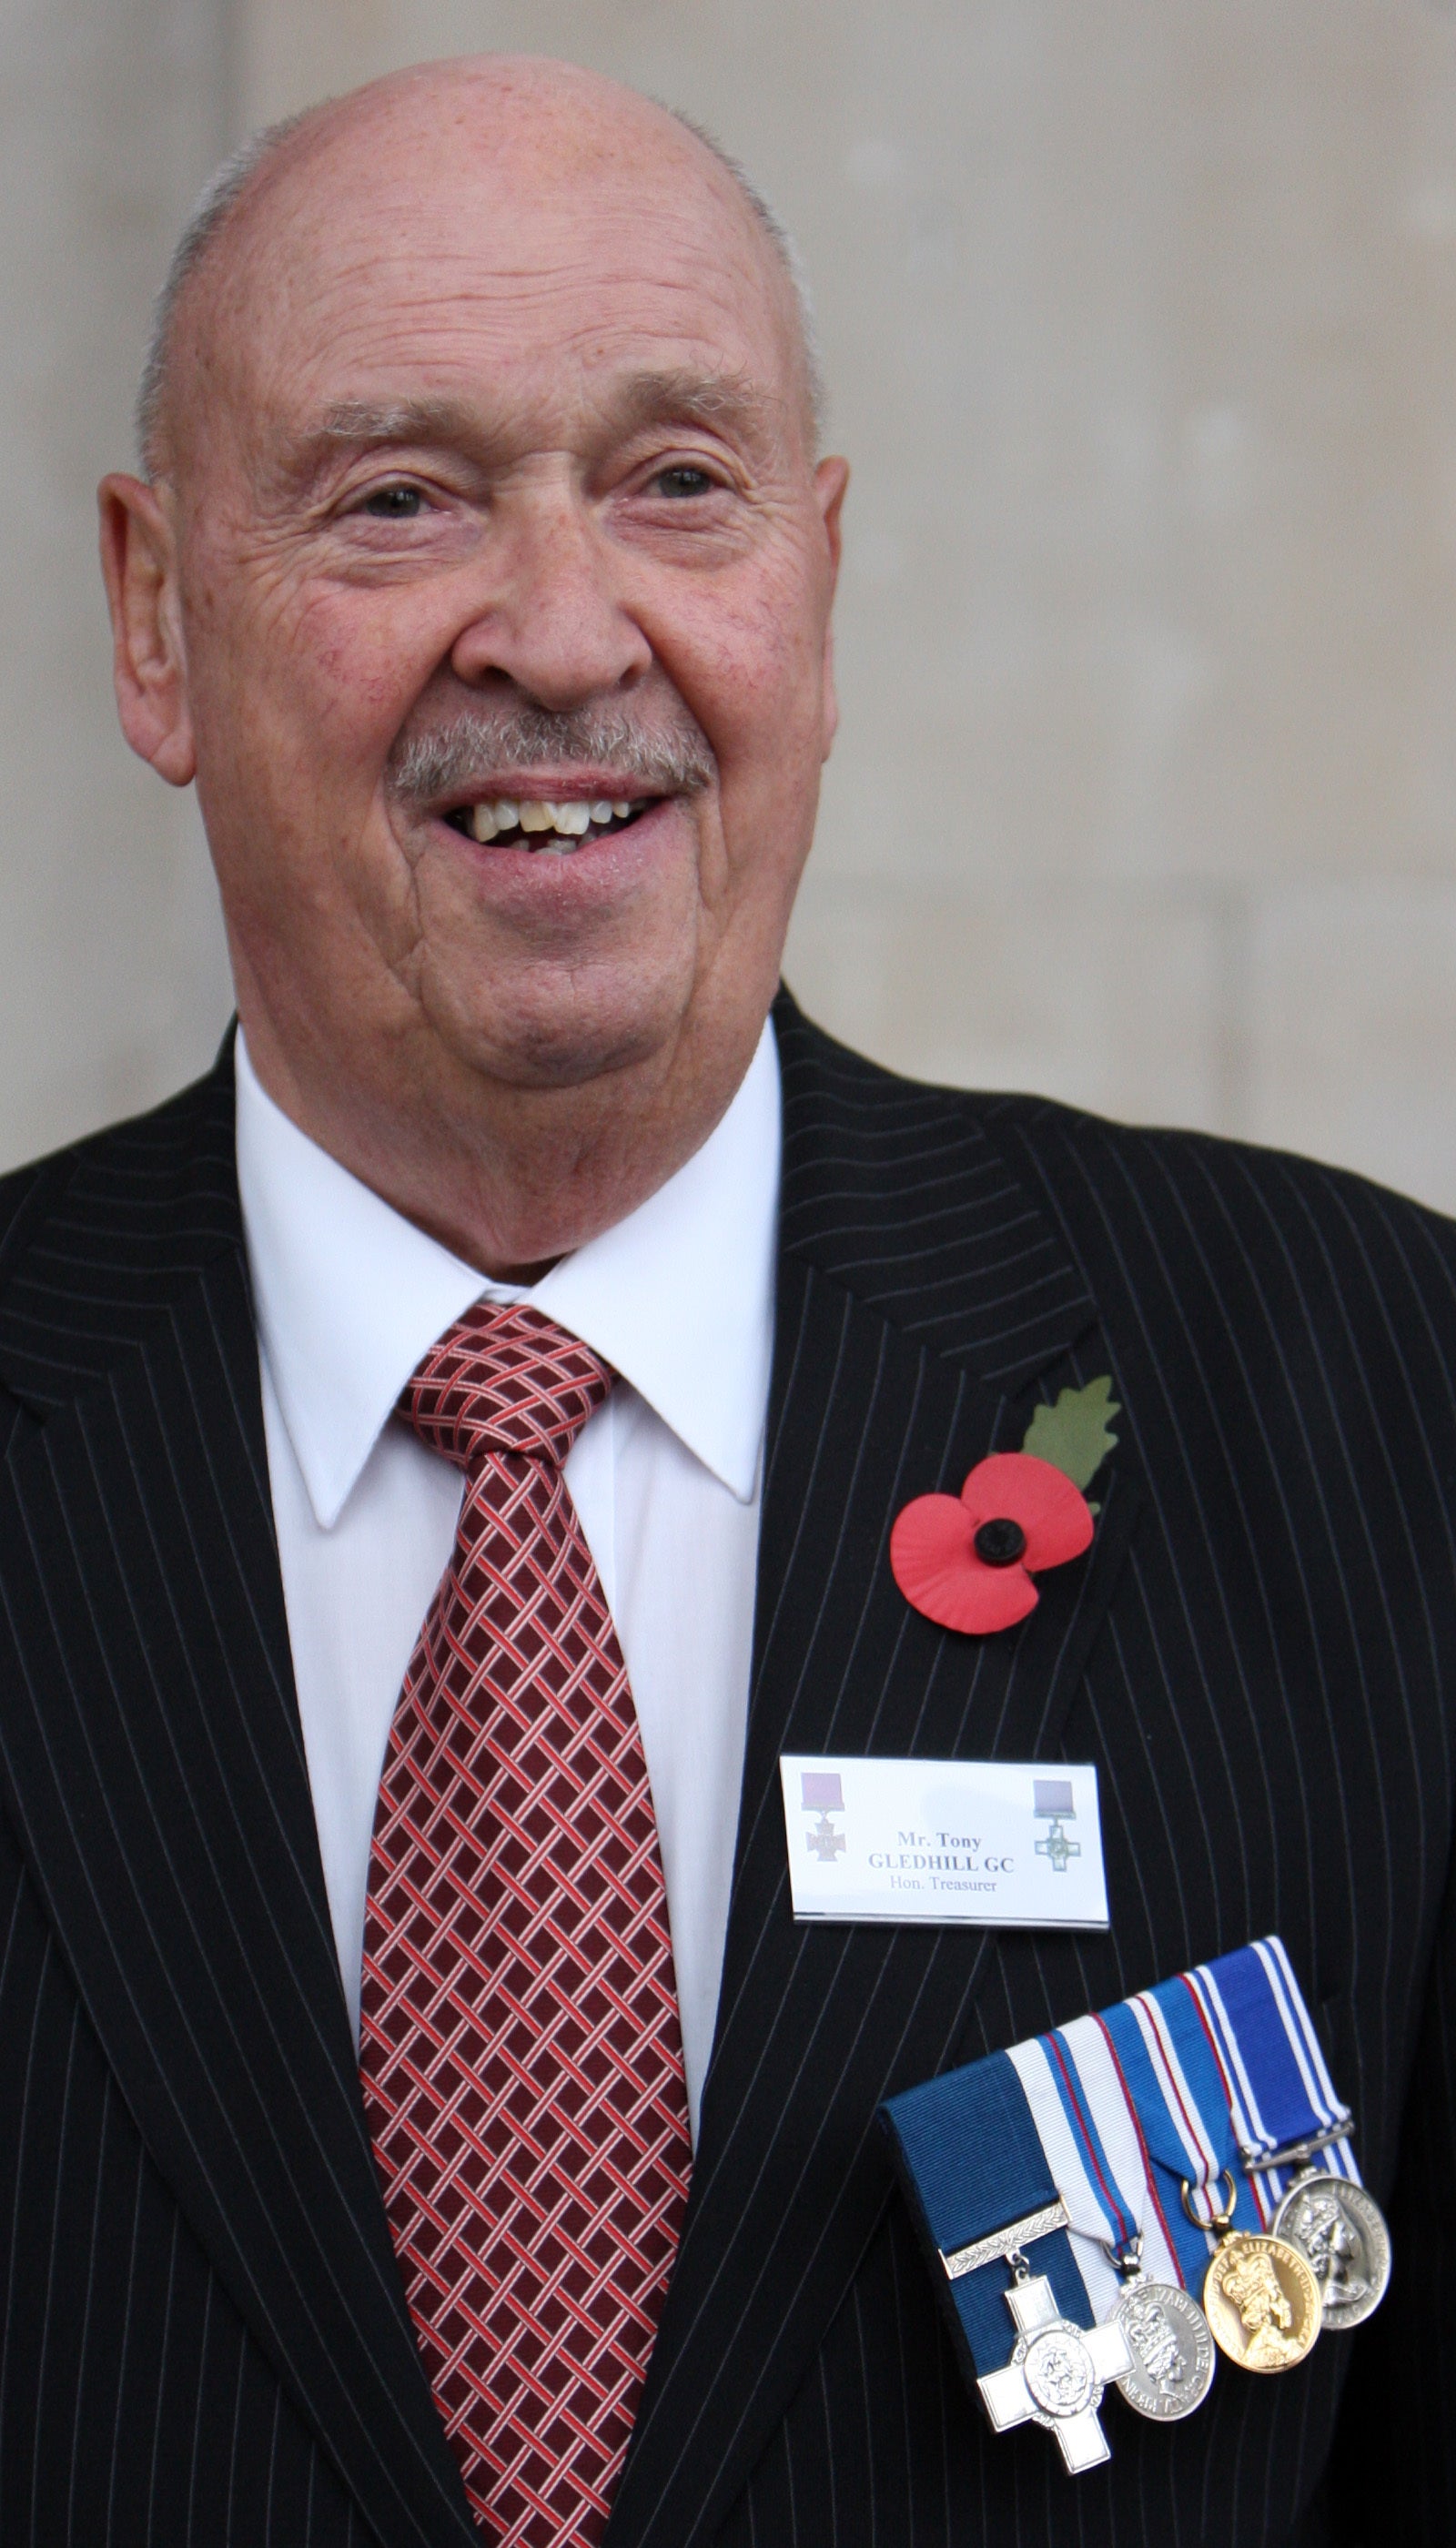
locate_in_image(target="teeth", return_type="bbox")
[459,793,646,843]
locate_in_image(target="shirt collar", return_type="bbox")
[234,1023,781,1529]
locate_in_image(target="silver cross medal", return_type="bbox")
[943,2200,1132,2473]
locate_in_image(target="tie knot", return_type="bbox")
[401,1300,612,1471]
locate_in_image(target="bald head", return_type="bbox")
[138,56,822,480]
[99,48,849,1273]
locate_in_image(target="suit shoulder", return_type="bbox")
[783,995,1456,1260]
[774,997,1456,1347]
[967,1087,1456,1383]
[983,1085,1456,1257]
[0,1053,240,1305]
[782,993,1443,1198]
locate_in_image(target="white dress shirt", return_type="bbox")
[234,1025,780,2136]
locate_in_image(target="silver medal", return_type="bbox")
[956,2206,1132,2474]
[1270,2170,1391,2331]
[1102,2240,1216,2422]
[1110,2271,1217,2421]
[977,2270,1132,2472]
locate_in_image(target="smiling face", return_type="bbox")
[103,61,846,1267]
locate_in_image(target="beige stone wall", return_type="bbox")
[5,0,1456,1210]
[0,0,234,1168]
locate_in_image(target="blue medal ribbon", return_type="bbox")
[1006,2015,1191,2310]
[881,2049,1093,2378]
[1093,1987,1257,2280]
[882,1936,1353,2380]
[1187,1937,1360,2201]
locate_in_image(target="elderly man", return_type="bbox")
[0,49,1450,2548]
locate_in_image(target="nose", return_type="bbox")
[450,480,652,709]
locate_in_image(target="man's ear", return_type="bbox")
[815,453,849,591]
[814,455,849,761]
[98,473,196,785]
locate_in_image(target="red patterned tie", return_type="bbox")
[359,1301,693,2545]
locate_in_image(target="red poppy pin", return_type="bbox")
[890,1377,1119,1635]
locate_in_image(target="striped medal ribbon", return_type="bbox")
[882,1934,1376,2447]
[1007,2018,1216,2421]
[1099,1950,1323,2372]
[1186,1939,1390,2331]
[881,2050,1132,2474]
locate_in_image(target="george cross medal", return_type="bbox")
[977,2256,1131,2472]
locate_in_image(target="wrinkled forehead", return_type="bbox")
[177,99,805,480]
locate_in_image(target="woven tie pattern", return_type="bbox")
[359,1301,693,2546]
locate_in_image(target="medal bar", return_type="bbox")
[1238,2112,1355,2174]
[941,2199,1069,2282]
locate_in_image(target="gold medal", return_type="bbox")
[1182,2176,1321,2375]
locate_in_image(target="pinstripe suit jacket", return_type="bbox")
[0,990,1451,2546]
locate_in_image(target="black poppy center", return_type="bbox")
[974,1516,1027,1568]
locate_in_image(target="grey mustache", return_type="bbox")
[388,706,716,805]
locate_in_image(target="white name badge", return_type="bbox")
[779,1755,1109,1928]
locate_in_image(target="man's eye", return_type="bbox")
[361,485,424,519]
[651,466,715,500]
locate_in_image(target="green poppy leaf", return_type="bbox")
[1022,1375,1120,1492]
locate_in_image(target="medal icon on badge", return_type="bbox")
[1033,1777,1081,1876]
[801,1770,846,1863]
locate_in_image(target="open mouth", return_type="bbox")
[443,794,655,856]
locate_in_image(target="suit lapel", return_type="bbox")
[0,1063,474,2547]
[609,999,1140,2547]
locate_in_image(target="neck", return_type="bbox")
[235,1002,766,1281]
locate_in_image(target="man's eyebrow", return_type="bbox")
[282,370,782,482]
[266,396,495,493]
[315,395,486,451]
[603,368,782,443]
